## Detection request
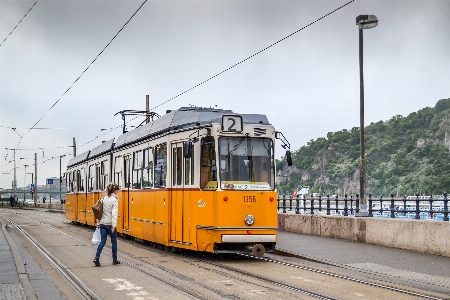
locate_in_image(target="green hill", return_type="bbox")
[276,98,450,197]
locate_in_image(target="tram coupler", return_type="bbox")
[248,244,265,257]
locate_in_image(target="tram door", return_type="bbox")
[86,164,96,225]
[170,142,191,244]
[123,156,131,231]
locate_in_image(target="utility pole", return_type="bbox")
[35,153,37,204]
[23,165,29,204]
[13,149,17,197]
[73,137,77,157]
[60,155,66,204]
[146,95,150,124]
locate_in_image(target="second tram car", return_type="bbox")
[65,107,289,256]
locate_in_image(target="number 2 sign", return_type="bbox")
[221,115,243,133]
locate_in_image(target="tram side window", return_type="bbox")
[143,148,153,188]
[72,170,77,192]
[88,165,95,191]
[96,164,101,190]
[124,156,131,188]
[64,173,70,193]
[172,146,183,186]
[100,160,109,190]
[200,137,217,190]
[154,143,167,187]
[67,172,72,192]
[132,151,143,189]
[114,156,123,189]
[78,168,85,192]
[185,147,194,185]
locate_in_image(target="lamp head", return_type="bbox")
[356,15,378,29]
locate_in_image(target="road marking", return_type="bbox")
[103,279,159,299]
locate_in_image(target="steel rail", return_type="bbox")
[2,215,100,300]
[179,252,340,300]
[5,211,210,300]
[10,209,445,300]
[239,253,444,300]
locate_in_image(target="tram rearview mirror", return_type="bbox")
[184,141,193,158]
[286,150,293,166]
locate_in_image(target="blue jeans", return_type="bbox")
[95,224,117,260]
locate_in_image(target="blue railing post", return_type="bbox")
[429,195,433,218]
[380,196,384,215]
[326,195,331,215]
[295,195,300,214]
[443,193,449,221]
[335,195,339,215]
[319,195,323,214]
[350,194,358,214]
[390,194,395,218]
[311,196,315,215]
[282,194,286,214]
[415,193,420,220]
[344,194,349,216]
[403,195,407,216]
[368,194,373,217]
[355,193,360,214]
[303,196,307,214]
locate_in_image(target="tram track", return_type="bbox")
[2,210,233,300]
[5,209,447,300]
[237,253,445,300]
[2,215,100,300]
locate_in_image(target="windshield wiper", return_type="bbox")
[226,133,249,158]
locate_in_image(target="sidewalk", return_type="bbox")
[275,231,450,296]
[0,212,66,300]
[0,219,29,300]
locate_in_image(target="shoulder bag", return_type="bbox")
[92,197,104,220]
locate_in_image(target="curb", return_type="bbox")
[1,220,37,300]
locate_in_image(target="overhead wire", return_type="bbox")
[13,0,149,149]
[2,0,355,174]
[0,0,38,47]
[149,0,355,112]
[65,0,356,155]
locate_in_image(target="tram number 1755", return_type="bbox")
[243,196,256,203]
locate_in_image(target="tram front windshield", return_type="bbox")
[219,137,274,190]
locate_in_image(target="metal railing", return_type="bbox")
[277,193,449,221]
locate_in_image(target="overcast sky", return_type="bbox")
[1,0,449,188]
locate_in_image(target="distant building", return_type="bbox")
[46,177,63,190]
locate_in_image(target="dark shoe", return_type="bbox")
[93,258,101,267]
[112,260,121,265]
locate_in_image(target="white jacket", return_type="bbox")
[99,194,118,227]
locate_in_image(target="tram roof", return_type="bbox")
[89,138,115,158]
[67,107,272,167]
[114,107,270,149]
[67,150,90,167]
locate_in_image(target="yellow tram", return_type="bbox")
[66,107,290,256]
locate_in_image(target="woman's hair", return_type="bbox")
[106,182,119,196]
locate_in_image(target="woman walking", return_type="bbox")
[93,182,120,267]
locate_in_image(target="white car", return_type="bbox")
[24,199,35,204]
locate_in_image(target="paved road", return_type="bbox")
[273,231,450,296]
[2,207,449,299]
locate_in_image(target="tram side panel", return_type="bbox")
[65,169,77,222]
[136,189,169,245]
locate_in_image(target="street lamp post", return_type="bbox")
[13,149,17,198]
[26,172,35,206]
[23,165,29,205]
[355,15,378,217]
[60,155,66,205]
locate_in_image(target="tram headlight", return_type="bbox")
[244,214,255,226]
